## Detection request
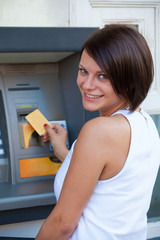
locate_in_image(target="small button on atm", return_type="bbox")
[0,27,98,218]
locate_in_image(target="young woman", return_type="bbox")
[36,24,160,240]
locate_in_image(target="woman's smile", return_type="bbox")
[84,92,104,100]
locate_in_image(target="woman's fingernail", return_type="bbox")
[44,124,47,127]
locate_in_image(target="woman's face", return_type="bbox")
[77,50,126,116]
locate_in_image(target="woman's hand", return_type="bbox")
[43,123,69,162]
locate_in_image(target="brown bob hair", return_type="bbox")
[81,24,154,111]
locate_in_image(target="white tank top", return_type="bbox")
[54,109,160,240]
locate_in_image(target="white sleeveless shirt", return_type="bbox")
[54,109,160,240]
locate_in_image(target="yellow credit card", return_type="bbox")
[25,109,52,136]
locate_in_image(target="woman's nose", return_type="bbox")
[83,76,95,90]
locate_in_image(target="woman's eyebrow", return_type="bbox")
[79,64,85,68]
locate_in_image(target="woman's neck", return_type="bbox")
[100,101,130,117]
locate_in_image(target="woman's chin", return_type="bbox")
[83,105,98,112]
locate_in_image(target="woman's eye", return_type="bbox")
[79,68,87,74]
[99,74,107,80]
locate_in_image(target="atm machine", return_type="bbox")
[0,27,98,226]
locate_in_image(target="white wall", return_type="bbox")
[0,0,69,27]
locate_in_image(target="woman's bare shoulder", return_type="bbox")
[78,114,130,143]
[76,114,131,180]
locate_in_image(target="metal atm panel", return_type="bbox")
[1,63,66,184]
[0,63,70,210]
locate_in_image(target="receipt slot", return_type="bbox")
[0,27,98,214]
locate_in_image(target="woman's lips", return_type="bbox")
[84,92,103,99]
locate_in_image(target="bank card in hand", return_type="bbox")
[25,109,52,136]
[49,120,69,150]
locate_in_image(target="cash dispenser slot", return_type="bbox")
[0,27,98,222]
[17,109,42,149]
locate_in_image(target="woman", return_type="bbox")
[36,24,160,240]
